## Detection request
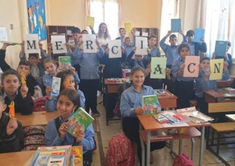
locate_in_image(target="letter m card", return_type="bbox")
[24,34,39,54]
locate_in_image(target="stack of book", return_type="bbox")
[155,111,190,125]
[30,145,72,166]
[154,89,171,96]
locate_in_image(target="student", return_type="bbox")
[144,58,172,90]
[82,29,89,34]
[0,95,24,153]
[212,41,233,70]
[115,28,126,45]
[144,35,161,63]
[70,37,104,115]
[96,22,111,46]
[160,30,179,68]
[100,46,127,118]
[120,66,165,165]
[45,89,95,166]
[1,69,34,115]
[182,30,207,56]
[0,43,38,96]
[125,46,148,69]
[45,70,85,112]
[19,41,49,78]
[42,59,80,88]
[123,37,134,58]
[195,57,230,114]
[171,43,196,108]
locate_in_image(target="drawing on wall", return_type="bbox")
[27,0,47,40]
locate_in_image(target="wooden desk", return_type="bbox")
[16,111,59,127]
[225,114,235,122]
[0,146,83,166]
[204,90,235,103]
[137,115,210,166]
[216,78,234,88]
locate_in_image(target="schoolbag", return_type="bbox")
[113,82,132,118]
[105,132,135,166]
[23,125,46,150]
[172,153,194,166]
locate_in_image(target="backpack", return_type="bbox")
[23,125,46,150]
[172,153,194,166]
[105,132,135,166]
[113,82,132,118]
[33,96,46,112]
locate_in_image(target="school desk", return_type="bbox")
[225,114,235,122]
[137,115,211,166]
[203,90,235,103]
[216,78,234,88]
[15,111,59,127]
[0,146,83,166]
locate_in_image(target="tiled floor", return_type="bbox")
[91,96,235,166]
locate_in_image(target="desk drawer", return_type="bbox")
[107,85,118,93]
[159,98,177,109]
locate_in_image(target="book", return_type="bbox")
[67,107,94,137]
[59,56,71,71]
[150,130,173,140]
[155,114,169,124]
[221,87,235,94]
[30,145,72,166]
[142,95,161,115]
[154,89,170,96]
[215,40,228,56]
[51,77,61,96]
[160,111,190,124]
[171,18,181,32]
[194,28,205,43]
[0,41,21,45]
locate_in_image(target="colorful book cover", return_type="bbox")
[194,28,205,43]
[171,18,181,32]
[59,56,71,71]
[215,40,228,56]
[67,107,94,137]
[142,95,161,115]
[31,146,71,166]
[51,77,61,96]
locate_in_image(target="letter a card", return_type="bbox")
[108,40,121,58]
[24,34,39,54]
[210,59,224,80]
[183,56,200,77]
[150,57,166,79]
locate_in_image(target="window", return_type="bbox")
[202,0,235,58]
[86,0,119,39]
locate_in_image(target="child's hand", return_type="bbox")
[212,52,217,59]
[69,66,76,75]
[121,46,125,53]
[199,64,203,73]
[39,42,43,51]
[200,37,205,42]
[89,25,94,31]
[20,84,28,98]
[147,48,151,54]
[165,68,171,75]
[223,54,228,60]
[179,31,184,36]
[6,118,18,136]
[131,28,136,35]
[58,122,68,138]
[145,68,151,76]
[223,61,229,71]
[204,71,211,81]
[78,40,83,48]
[45,87,52,99]
[179,64,185,71]
[105,47,110,54]
[167,30,172,36]
[135,107,144,115]
[75,130,85,143]
[132,47,137,52]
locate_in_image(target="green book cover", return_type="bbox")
[59,56,71,71]
[142,95,161,115]
[67,107,94,137]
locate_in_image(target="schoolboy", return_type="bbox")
[123,37,134,59]
[0,43,37,96]
[182,30,207,56]
[144,35,161,63]
[115,28,126,45]
[160,30,179,68]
